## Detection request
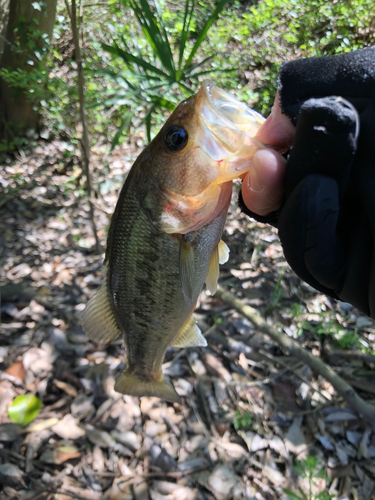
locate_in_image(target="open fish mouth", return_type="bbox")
[201,80,265,137]
[196,80,269,180]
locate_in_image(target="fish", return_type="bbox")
[81,81,269,403]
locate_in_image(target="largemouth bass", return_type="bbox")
[81,81,269,402]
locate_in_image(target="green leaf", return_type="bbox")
[177,0,195,76]
[102,43,169,78]
[129,0,175,77]
[283,489,304,500]
[188,67,236,79]
[183,0,229,71]
[111,110,135,151]
[184,53,222,75]
[315,492,335,500]
[8,395,42,426]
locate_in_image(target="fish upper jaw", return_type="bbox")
[196,80,271,180]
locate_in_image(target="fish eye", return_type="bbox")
[164,125,188,152]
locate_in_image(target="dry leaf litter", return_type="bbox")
[1,139,375,500]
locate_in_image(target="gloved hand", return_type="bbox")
[240,47,375,318]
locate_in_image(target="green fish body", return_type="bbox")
[82,81,268,401]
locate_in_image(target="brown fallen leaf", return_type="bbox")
[58,475,102,500]
[24,417,59,433]
[51,414,85,439]
[4,360,25,382]
[202,353,232,382]
[0,423,23,442]
[105,476,133,500]
[92,445,105,472]
[133,478,149,500]
[39,445,81,464]
[112,431,141,451]
[206,464,242,500]
[57,446,81,463]
[263,460,285,486]
[0,383,15,417]
[71,394,95,420]
[284,417,308,455]
[0,463,26,489]
[85,424,114,448]
[271,380,299,411]
[54,379,78,397]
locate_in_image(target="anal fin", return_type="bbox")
[80,276,121,345]
[172,315,207,348]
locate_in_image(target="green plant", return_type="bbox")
[267,266,284,310]
[287,302,362,351]
[96,0,232,145]
[284,455,334,500]
[233,409,253,431]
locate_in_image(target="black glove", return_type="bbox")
[239,47,375,318]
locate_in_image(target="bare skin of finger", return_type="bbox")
[241,91,295,216]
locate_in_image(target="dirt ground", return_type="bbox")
[1,139,375,500]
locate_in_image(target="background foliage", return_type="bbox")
[8,0,372,150]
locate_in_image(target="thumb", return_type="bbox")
[255,90,295,148]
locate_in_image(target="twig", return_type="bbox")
[215,285,375,426]
[324,347,375,366]
[27,489,91,500]
[70,0,101,254]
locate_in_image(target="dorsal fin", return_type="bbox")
[80,275,121,345]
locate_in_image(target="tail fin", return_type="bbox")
[114,370,180,403]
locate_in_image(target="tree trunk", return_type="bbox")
[0,0,57,143]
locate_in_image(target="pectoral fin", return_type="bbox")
[218,239,230,264]
[80,276,121,345]
[172,315,207,348]
[205,239,230,295]
[179,238,195,304]
[205,245,219,295]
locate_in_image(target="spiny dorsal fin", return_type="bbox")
[218,239,230,264]
[172,315,207,348]
[179,238,195,304]
[80,275,121,345]
[205,245,219,295]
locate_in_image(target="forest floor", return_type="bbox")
[1,137,375,500]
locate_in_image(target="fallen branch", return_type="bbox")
[215,285,375,426]
[323,347,375,366]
